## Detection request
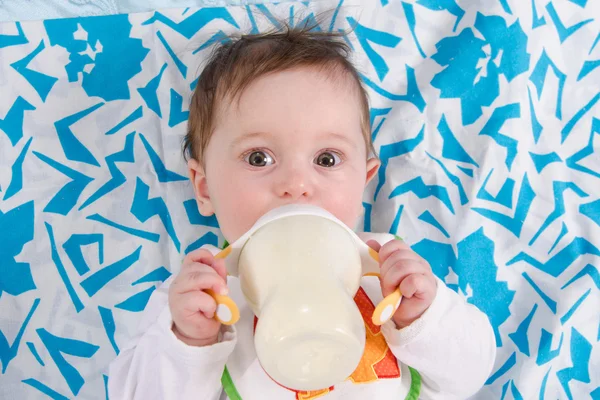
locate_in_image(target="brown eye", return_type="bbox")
[246,151,273,167]
[315,151,340,167]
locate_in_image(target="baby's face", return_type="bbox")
[189,67,380,242]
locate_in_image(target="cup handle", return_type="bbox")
[205,289,240,325]
[372,288,402,326]
[203,246,240,325]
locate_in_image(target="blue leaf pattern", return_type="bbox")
[0,1,599,398]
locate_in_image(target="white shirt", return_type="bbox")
[108,233,496,400]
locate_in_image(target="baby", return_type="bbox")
[109,23,496,400]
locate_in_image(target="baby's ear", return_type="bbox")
[365,158,380,186]
[188,159,215,216]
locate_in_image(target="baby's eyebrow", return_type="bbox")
[322,132,358,148]
[230,131,274,149]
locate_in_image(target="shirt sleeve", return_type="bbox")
[381,277,497,399]
[107,271,237,400]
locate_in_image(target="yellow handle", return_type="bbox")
[215,246,232,260]
[205,289,240,325]
[372,288,402,326]
[202,246,240,325]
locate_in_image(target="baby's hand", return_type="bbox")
[366,239,437,329]
[168,248,229,346]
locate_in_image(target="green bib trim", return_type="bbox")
[222,366,242,400]
[404,367,422,400]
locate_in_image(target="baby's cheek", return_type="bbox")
[221,199,267,243]
[219,212,252,243]
[329,192,364,228]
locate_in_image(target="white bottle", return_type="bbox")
[238,215,366,391]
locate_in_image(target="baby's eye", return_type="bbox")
[314,151,341,167]
[245,150,274,167]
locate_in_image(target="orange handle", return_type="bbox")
[205,289,240,325]
[372,288,402,326]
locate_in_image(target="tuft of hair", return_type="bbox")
[183,19,375,164]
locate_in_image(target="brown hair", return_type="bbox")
[183,21,375,164]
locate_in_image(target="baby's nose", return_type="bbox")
[276,167,312,200]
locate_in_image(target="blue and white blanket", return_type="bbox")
[0,1,599,398]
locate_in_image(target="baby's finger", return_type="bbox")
[177,290,218,319]
[212,257,228,281]
[380,248,427,279]
[174,268,228,295]
[378,240,412,265]
[183,248,215,268]
[380,260,427,295]
[366,240,381,252]
[185,260,227,283]
[399,274,433,299]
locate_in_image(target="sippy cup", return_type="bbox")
[205,204,402,391]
